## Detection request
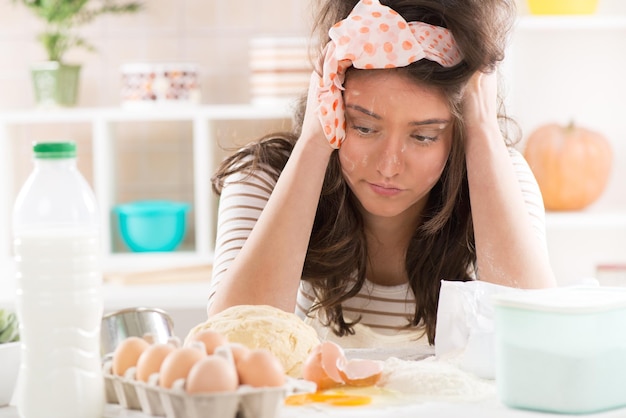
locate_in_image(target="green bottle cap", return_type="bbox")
[33,142,77,159]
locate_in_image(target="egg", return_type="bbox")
[159,345,206,388]
[285,392,373,407]
[112,336,151,376]
[186,329,228,355]
[237,349,286,387]
[337,358,383,387]
[136,342,176,382]
[226,342,250,366]
[186,355,239,393]
[301,341,345,390]
[301,341,383,390]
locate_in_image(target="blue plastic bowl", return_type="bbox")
[114,200,191,252]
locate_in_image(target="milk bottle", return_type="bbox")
[12,142,104,418]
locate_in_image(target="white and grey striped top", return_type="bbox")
[207,147,546,339]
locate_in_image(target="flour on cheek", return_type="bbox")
[339,149,358,173]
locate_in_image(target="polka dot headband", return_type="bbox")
[316,0,463,148]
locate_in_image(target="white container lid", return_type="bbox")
[493,286,626,314]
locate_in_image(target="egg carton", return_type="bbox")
[102,361,310,418]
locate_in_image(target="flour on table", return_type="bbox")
[379,356,496,402]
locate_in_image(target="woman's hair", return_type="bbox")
[212,0,517,344]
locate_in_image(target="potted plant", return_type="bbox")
[12,0,143,107]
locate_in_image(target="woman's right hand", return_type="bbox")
[299,71,335,152]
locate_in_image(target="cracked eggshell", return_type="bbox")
[302,341,383,390]
[337,358,383,387]
[301,341,345,391]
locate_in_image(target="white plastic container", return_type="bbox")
[13,142,104,418]
[494,287,626,414]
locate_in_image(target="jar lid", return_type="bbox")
[33,142,76,159]
[493,287,626,314]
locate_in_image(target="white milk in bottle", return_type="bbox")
[13,142,104,418]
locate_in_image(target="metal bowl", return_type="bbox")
[101,307,175,358]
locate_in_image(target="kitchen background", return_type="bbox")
[1,0,626,295]
[0,0,311,261]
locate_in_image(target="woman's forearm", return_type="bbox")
[462,71,556,289]
[465,124,556,289]
[208,136,334,316]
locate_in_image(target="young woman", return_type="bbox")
[206,0,556,349]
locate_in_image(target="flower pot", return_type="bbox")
[527,0,599,15]
[30,62,81,107]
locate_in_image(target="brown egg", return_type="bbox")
[186,329,228,355]
[301,341,345,390]
[237,349,286,387]
[136,343,176,382]
[186,355,239,393]
[220,343,251,382]
[226,343,250,366]
[112,336,151,376]
[159,346,205,388]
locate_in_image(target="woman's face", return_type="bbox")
[339,69,453,220]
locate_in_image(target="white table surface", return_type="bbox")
[1,399,626,418]
[3,267,626,418]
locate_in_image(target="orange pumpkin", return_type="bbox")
[523,122,612,211]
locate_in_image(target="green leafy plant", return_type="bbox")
[0,309,19,344]
[13,0,143,63]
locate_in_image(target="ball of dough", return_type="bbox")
[186,305,320,378]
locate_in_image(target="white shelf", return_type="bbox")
[546,211,626,229]
[103,251,213,272]
[0,104,293,273]
[0,104,293,123]
[516,15,626,30]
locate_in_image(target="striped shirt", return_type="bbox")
[207,147,546,346]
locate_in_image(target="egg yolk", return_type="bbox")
[284,392,372,407]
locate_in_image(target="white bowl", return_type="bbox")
[0,342,20,406]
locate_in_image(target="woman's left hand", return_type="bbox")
[462,70,500,136]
